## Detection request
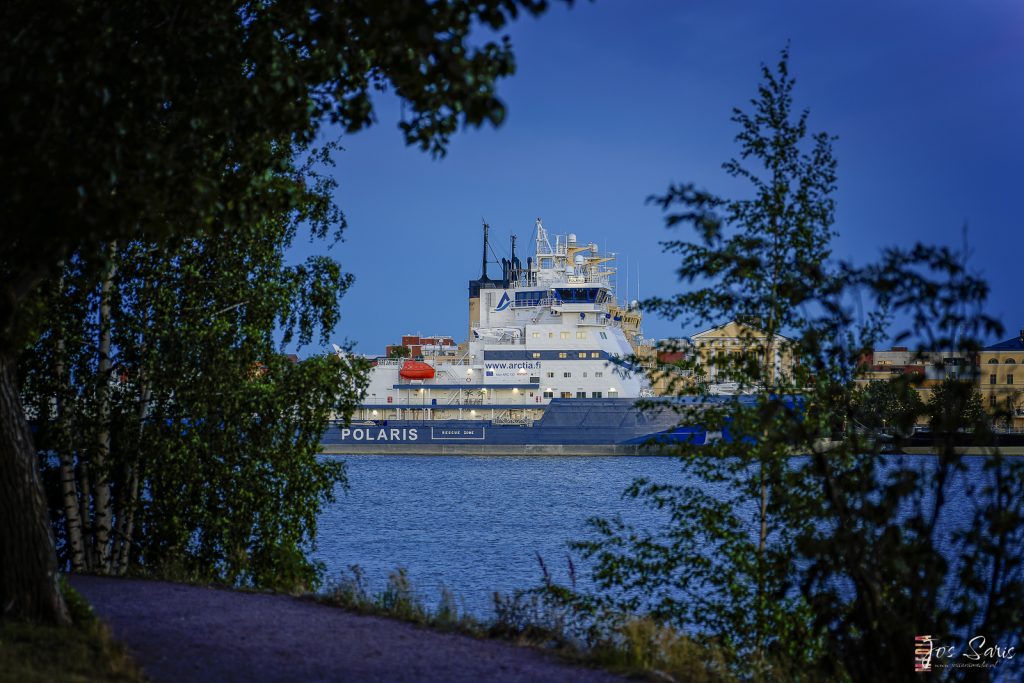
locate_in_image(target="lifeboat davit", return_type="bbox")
[399,360,435,380]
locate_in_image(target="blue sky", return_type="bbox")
[290,0,1023,356]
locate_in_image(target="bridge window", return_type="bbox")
[554,287,599,303]
[543,390,553,399]
[595,371,604,378]
[563,372,572,378]
[529,376,540,383]
[515,291,546,307]
[576,391,587,398]
[592,391,602,398]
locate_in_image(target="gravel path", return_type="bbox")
[70,575,627,683]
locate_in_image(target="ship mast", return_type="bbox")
[481,221,490,279]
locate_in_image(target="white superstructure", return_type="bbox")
[353,219,651,423]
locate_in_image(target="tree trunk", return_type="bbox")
[115,371,150,575]
[78,457,93,569]
[54,310,86,571]
[92,242,117,573]
[57,448,85,571]
[0,350,69,624]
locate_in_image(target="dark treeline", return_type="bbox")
[1,0,560,625]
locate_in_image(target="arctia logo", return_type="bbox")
[495,291,511,311]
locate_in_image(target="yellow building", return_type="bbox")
[688,320,795,390]
[978,329,1024,429]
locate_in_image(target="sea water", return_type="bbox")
[314,455,686,616]
[314,454,997,618]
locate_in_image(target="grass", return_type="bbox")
[0,579,146,683]
[317,565,485,634]
[317,564,739,683]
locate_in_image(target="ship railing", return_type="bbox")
[492,410,532,426]
[510,297,557,309]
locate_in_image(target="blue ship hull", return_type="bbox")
[320,398,709,455]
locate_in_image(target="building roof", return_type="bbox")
[691,320,793,342]
[984,335,1024,351]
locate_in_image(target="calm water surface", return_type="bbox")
[314,454,984,619]
[315,455,684,616]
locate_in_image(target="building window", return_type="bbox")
[991,374,997,385]
[991,395,998,407]
[1009,374,1014,385]
[559,352,568,359]
[561,391,572,399]
[563,372,572,378]
[578,352,587,358]
[577,331,587,339]
[576,391,587,399]
[592,391,602,398]
[531,352,541,359]
[591,352,600,358]
[546,372,554,378]
[595,371,603,378]
[988,358,999,364]
[543,391,553,399]
[582,372,588,378]
[560,331,570,340]
[529,376,540,383]
[1008,358,1018,365]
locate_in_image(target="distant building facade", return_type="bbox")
[978,328,1024,429]
[856,347,977,403]
[690,320,795,387]
[385,334,458,360]
[646,321,795,395]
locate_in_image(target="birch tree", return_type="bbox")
[572,51,1024,682]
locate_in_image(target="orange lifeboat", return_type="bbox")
[399,360,435,380]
